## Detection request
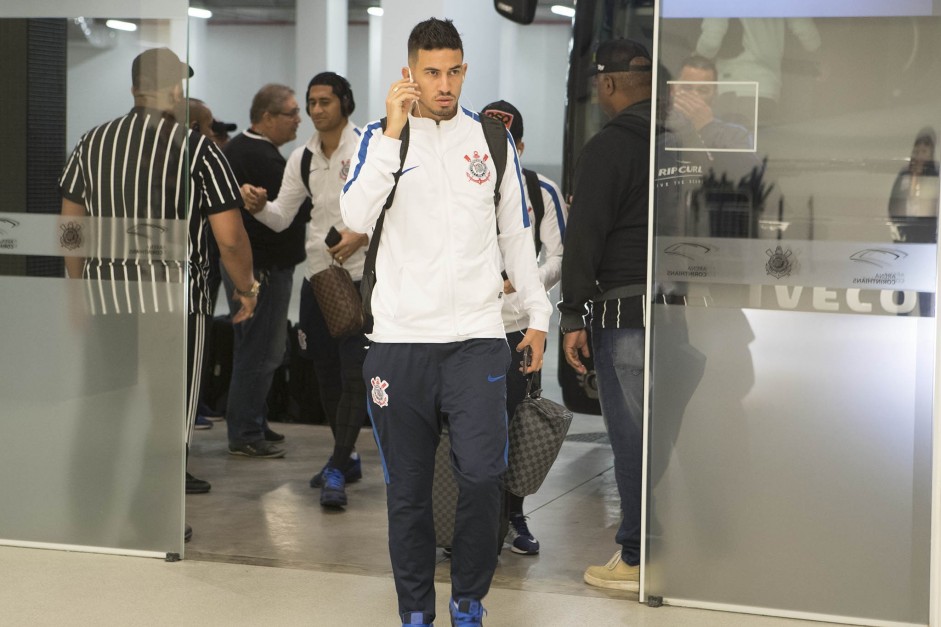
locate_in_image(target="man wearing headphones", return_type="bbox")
[244,73,368,508]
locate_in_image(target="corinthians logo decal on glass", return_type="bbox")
[59,221,83,251]
[464,150,491,185]
[765,245,793,279]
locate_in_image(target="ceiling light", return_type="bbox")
[367,7,384,17]
[105,19,137,31]
[188,7,213,19]
[550,5,576,18]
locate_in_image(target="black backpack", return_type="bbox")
[521,168,546,256]
[360,114,509,333]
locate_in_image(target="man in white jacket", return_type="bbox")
[340,18,551,627]
[244,72,368,509]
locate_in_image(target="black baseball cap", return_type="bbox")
[211,119,237,135]
[591,39,652,75]
[481,100,523,143]
[132,47,194,90]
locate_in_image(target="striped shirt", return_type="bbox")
[59,106,243,314]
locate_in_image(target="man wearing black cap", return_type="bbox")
[59,47,258,541]
[558,38,653,591]
[210,119,237,148]
[481,99,568,557]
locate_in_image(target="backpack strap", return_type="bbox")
[522,168,545,256]
[479,113,507,209]
[360,118,409,333]
[300,147,313,195]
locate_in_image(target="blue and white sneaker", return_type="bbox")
[507,514,540,555]
[194,414,213,430]
[320,466,347,508]
[402,611,434,626]
[449,598,485,626]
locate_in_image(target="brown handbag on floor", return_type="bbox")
[310,264,364,337]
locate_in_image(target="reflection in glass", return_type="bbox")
[647,9,937,625]
[0,13,190,556]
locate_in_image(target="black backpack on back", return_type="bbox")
[359,114,509,333]
[521,168,546,256]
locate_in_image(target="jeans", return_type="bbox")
[591,324,645,566]
[222,265,294,446]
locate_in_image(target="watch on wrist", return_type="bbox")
[560,326,584,334]
[235,279,260,298]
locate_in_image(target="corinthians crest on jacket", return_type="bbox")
[465,150,491,185]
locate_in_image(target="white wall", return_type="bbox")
[66,16,570,180]
[196,23,297,148]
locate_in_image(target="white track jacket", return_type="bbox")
[340,108,552,343]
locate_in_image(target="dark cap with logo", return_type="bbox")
[592,38,652,75]
[481,100,524,143]
[132,47,194,90]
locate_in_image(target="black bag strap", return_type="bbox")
[523,367,543,400]
[360,119,409,333]
[479,113,508,209]
[522,168,544,255]
[362,118,409,276]
[300,147,313,195]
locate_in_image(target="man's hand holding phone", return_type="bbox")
[385,66,419,140]
[516,329,547,375]
[326,226,369,265]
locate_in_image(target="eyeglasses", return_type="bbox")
[273,108,301,118]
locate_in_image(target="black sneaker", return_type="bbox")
[186,472,211,494]
[228,440,286,458]
[264,426,285,442]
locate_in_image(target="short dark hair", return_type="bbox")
[407,18,463,61]
[307,72,355,117]
[679,55,717,80]
[249,84,295,124]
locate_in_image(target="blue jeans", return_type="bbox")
[591,324,645,566]
[222,265,294,446]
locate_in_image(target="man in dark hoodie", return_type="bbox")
[558,38,653,592]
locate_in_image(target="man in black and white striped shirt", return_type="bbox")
[59,48,257,535]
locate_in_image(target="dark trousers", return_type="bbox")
[365,339,510,619]
[299,278,367,455]
[186,312,208,445]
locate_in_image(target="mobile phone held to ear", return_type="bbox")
[325,226,341,247]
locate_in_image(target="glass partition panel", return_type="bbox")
[0,1,190,557]
[647,3,938,624]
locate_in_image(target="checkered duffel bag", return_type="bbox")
[505,376,574,497]
[432,423,459,548]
